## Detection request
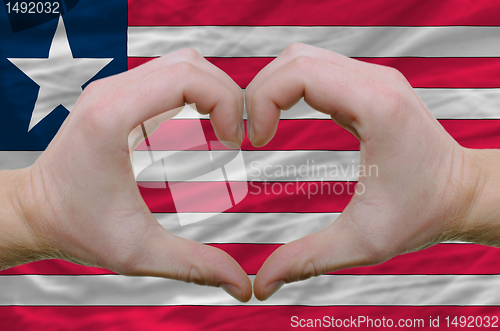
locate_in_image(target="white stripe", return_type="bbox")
[405,89,500,120]
[134,151,362,182]
[1,274,498,306]
[169,89,500,120]
[157,212,339,243]
[286,89,500,120]
[128,26,500,57]
[158,213,468,244]
[0,151,42,170]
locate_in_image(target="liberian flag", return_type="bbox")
[2,0,500,330]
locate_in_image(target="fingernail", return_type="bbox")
[221,283,243,302]
[247,118,255,143]
[262,280,285,301]
[237,120,245,145]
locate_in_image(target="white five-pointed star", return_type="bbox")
[8,16,113,131]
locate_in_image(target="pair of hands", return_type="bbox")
[9,43,485,302]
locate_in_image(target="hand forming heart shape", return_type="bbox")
[5,44,487,303]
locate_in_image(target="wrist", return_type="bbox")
[0,168,47,269]
[451,148,500,245]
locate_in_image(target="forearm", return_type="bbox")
[455,148,500,246]
[0,168,45,269]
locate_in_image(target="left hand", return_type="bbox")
[8,49,252,302]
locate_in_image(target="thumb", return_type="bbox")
[112,223,252,302]
[253,212,379,301]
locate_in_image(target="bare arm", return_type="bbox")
[0,168,50,268]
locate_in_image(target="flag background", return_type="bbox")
[2,0,500,330]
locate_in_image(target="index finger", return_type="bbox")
[245,43,382,117]
[247,55,374,146]
[75,61,243,147]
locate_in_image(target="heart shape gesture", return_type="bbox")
[1,45,496,303]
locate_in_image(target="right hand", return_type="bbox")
[245,43,483,301]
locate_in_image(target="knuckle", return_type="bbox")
[283,42,309,58]
[81,92,116,133]
[285,238,328,282]
[182,266,206,286]
[370,83,408,120]
[384,66,407,82]
[81,79,104,98]
[380,86,404,108]
[176,243,215,286]
[167,61,195,80]
[298,260,325,281]
[175,48,202,62]
[79,78,119,131]
[291,55,318,72]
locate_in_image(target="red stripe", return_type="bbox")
[3,244,500,276]
[0,260,115,275]
[129,57,500,89]
[129,57,273,89]
[221,243,500,276]
[135,119,500,151]
[139,181,355,213]
[362,58,500,89]
[3,305,500,331]
[440,119,500,149]
[128,0,500,26]
[136,119,360,151]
